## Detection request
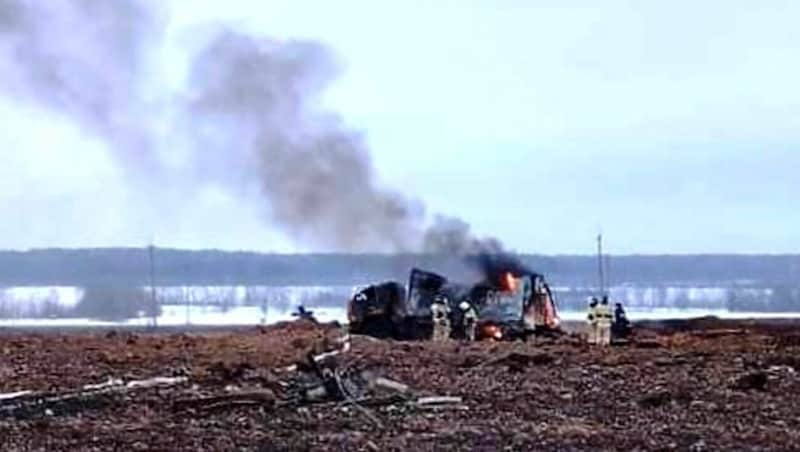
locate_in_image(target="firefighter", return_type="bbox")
[596,296,613,346]
[532,285,547,330]
[459,300,478,341]
[430,296,451,341]
[612,302,632,339]
[586,297,599,344]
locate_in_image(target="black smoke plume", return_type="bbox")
[467,251,538,289]
[184,30,425,251]
[0,0,511,254]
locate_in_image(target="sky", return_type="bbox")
[1,0,798,254]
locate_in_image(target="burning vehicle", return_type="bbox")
[473,270,560,341]
[347,259,561,341]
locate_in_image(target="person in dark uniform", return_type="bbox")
[612,302,632,339]
[293,305,318,323]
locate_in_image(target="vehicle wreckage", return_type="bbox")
[347,263,562,341]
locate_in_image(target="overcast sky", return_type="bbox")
[1,0,798,254]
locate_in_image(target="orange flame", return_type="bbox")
[481,324,503,341]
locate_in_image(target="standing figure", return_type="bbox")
[586,297,599,345]
[612,302,632,339]
[430,296,451,342]
[459,301,478,341]
[596,296,613,346]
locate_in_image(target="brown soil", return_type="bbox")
[2,319,800,451]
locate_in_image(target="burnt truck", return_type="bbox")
[347,267,561,341]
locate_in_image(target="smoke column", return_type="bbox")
[0,0,166,177]
[184,31,427,251]
[0,0,505,254]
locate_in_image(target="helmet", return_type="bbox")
[459,301,471,311]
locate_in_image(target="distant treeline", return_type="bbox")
[0,283,343,321]
[0,248,799,288]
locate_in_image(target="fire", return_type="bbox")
[504,272,517,293]
[481,324,504,341]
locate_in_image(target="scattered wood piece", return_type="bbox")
[349,334,384,344]
[416,396,463,406]
[371,377,409,394]
[126,376,188,389]
[0,375,190,419]
[0,391,33,402]
[82,379,124,391]
[412,396,468,412]
[413,404,470,412]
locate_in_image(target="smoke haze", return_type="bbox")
[0,0,501,254]
[0,0,166,176]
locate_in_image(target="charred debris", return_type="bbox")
[0,329,464,427]
[347,253,563,342]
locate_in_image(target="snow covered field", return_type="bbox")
[0,304,347,328]
[557,308,800,322]
[2,305,800,329]
[0,285,797,328]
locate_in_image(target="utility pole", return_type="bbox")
[597,233,605,298]
[148,243,158,329]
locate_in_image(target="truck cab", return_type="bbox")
[476,272,560,340]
